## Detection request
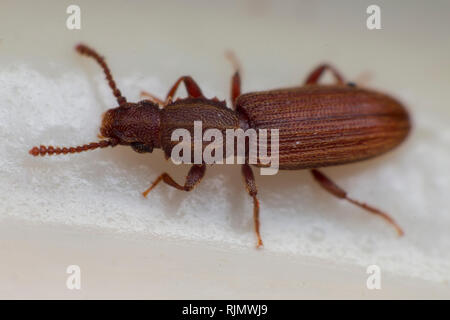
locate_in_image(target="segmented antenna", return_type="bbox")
[29,140,118,157]
[75,44,127,106]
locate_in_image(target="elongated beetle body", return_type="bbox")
[30,44,411,247]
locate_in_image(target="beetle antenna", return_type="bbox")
[28,139,119,157]
[75,43,127,106]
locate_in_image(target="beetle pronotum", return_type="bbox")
[30,44,410,247]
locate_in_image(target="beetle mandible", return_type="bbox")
[29,44,410,247]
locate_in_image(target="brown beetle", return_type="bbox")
[30,44,410,247]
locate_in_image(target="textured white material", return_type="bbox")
[0,0,449,297]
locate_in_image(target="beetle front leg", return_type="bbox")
[241,164,263,248]
[166,76,204,102]
[140,91,165,106]
[304,64,345,85]
[140,76,204,108]
[142,164,206,196]
[310,169,404,236]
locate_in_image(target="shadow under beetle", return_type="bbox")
[30,44,410,247]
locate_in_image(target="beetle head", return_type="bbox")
[100,101,161,153]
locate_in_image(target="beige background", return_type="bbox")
[0,0,449,298]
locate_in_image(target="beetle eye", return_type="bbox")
[131,142,153,153]
[347,82,356,87]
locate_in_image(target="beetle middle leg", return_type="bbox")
[241,163,263,248]
[225,51,242,110]
[304,64,345,85]
[142,164,206,196]
[310,169,404,236]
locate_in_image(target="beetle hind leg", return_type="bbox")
[310,169,404,236]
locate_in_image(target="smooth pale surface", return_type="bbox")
[0,0,449,298]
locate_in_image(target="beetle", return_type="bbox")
[29,44,410,247]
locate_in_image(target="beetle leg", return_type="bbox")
[225,51,242,109]
[165,76,204,104]
[304,64,345,85]
[230,71,241,110]
[310,169,404,236]
[75,44,127,106]
[140,91,165,106]
[242,164,263,248]
[142,164,206,196]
